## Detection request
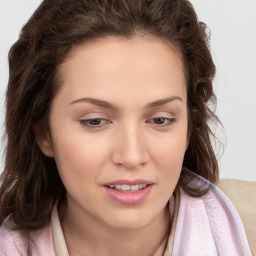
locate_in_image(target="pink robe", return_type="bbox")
[0,173,252,255]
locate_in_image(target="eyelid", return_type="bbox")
[77,111,109,119]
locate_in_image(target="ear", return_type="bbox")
[33,121,54,157]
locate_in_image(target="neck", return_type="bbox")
[60,198,173,256]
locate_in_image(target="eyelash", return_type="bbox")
[79,117,176,129]
[146,117,176,126]
[79,118,109,128]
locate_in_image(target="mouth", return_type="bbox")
[103,180,153,205]
[105,184,149,192]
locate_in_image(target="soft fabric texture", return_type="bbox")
[0,218,55,256]
[0,173,252,256]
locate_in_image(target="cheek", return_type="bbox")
[153,142,186,177]
[51,141,101,203]
[148,127,188,188]
[51,123,109,164]
[150,130,188,166]
[51,132,106,183]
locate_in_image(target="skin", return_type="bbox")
[37,35,188,256]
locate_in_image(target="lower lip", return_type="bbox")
[103,185,153,205]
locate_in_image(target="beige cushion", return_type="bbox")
[217,178,256,255]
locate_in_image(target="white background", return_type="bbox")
[0,0,255,181]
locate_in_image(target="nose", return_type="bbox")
[111,124,149,170]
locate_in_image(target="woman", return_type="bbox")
[0,0,251,255]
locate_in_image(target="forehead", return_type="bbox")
[62,35,185,76]
[57,36,187,105]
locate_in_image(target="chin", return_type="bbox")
[108,217,151,231]
[103,207,165,231]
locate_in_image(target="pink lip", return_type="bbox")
[104,179,152,186]
[103,179,154,205]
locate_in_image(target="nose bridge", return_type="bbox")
[112,121,148,169]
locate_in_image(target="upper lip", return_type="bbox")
[104,179,153,186]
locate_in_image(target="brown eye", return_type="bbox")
[146,117,176,126]
[153,117,166,124]
[80,118,108,127]
[88,119,102,126]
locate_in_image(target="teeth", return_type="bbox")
[115,185,122,190]
[131,185,139,191]
[122,184,130,191]
[108,184,148,191]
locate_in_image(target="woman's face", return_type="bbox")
[39,36,188,230]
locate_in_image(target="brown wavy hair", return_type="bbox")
[0,0,219,231]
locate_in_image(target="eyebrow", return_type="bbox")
[69,96,183,109]
[145,96,183,108]
[69,97,118,110]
